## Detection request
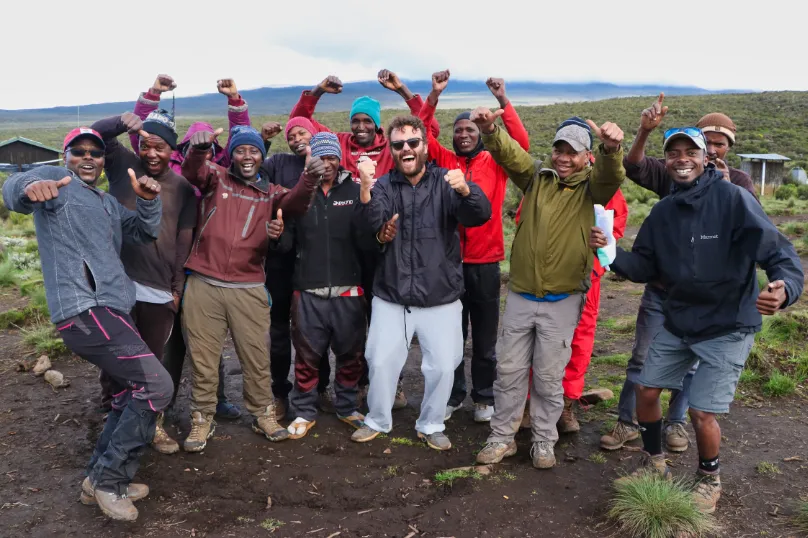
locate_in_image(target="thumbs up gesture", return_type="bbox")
[585,119,624,152]
[303,145,327,180]
[24,176,71,202]
[128,168,161,200]
[377,213,399,244]
[469,106,505,134]
[189,128,224,150]
[267,208,284,240]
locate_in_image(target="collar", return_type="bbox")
[228,165,269,193]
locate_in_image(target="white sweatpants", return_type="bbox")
[364,297,463,435]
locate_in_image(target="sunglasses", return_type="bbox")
[663,127,705,141]
[390,138,423,151]
[69,148,105,158]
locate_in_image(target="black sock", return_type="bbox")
[699,455,720,474]
[638,419,663,456]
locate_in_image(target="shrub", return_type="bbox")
[775,184,797,200]
[763,370,797,397]
[798,184,808,200]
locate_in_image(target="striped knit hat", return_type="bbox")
[309,132,342,160]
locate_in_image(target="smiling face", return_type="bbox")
[551,141,590,179]
[232,144,263,179]
[665,138,708,184]
[321,155,340,183]
[390,125,427,179]
[351,113,376,147]
[65,138,105,185]
[704,131,731,162]
[139,134,172,176]
[453,119,480,154]
[286,126,312,157]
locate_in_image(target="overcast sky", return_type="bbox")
[4,0,802,110]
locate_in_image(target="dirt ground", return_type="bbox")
[1,267,807,537]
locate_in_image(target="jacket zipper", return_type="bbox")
[462,158,471,262]
[324,191,332,294]
[242,205,256,238]
[409,184,416,304]
[194,207,217,255]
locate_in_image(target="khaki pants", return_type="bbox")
[183,275,272,417]
[488,291,584,444]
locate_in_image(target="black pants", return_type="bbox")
[58,307,173,494]
[449,262,500,406]
[289,292,367,420]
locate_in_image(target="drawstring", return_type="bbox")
[403,306,412,352]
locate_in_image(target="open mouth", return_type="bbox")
[296,144,307,152]
[402,156,416,164]
[459,140,472,149]
[241,163,255,173]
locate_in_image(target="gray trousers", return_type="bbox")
[488,291,584,444]
[364,297,463,436]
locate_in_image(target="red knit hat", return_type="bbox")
[284,117,315,139]
[696,113,736,145]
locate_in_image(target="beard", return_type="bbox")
[394,150,428,178]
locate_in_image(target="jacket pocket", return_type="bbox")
[194,207,217,255]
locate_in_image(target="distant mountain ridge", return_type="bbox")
[0,79,747,124]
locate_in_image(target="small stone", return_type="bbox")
[44,369,68,388]
[33,355,51,376]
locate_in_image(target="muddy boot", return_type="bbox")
[183,411,215,453]
[600,421,639,451]
[417,431,452,451]
[557,397,580,433]
[151,413,179,455]
[94,488,138,521]
[273,397,288,421]
[476,441,517,464]
[691,472,721,514]
[665,423,690,453]
[530,441,556,469]
[392,379,408,410]
[615,452,672,486]
[252,405,289,442]
[80,477,148,505]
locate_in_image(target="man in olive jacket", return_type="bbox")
[471,110,626,469]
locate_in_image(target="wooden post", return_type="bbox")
[761,160,767,197]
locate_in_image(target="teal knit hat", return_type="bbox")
[350,96,381,130]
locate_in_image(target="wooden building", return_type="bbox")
[737,154,791,196]
[0,137,62,171]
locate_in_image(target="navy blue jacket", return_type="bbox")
[612,169,803,342]
[261,152,306,276]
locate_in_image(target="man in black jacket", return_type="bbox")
[607,127,803,515]
[270,133,374,439]
[349,115,492,451]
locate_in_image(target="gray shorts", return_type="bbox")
[638,327,755,414]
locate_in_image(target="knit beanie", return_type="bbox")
[142,109,178,149]
[228,125,267,160]
[350,96,382,130]
[696,113,736,145]
[284,117,315,139]
[309,132,342,161]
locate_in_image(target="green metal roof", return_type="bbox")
[0,136,62,154]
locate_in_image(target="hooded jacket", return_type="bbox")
[289,91,441,177]
[419,99,529,264]
[611,169,803,341]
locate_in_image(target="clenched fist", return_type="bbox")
[217,79,239,99]
[445,169,470,197]
[151,74,176,94]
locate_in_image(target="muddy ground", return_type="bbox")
[1,249,807,538]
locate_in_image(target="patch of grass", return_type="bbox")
[762,370,797,397]
[609,474,718,538]
[434,468,482,485]
[738,368,761,386]
[588,453,607,464]
[259,518,284,532]
[385,465,398,477]
[0,258,19,287]
[0,308,27,329]
[600,316,636,335]
[499,471,517,481]
[592,353,630,366]
[793,499,808,533]
[21,324,68,356]
[756,461,782,476]
[600,417,617,435]
[779,221,808,237]
[236,516,255,524]
[389,437,415,446]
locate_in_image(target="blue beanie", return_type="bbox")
[350,96,382,130]
[228,125,267,160]
[309,132,342,161]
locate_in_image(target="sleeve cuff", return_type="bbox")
[140,91,161,104]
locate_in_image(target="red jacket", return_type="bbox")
[181,147,317,283]
[515,187,628,276]
[420,100,529,264]
[289,91,440,178]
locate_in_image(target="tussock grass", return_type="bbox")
[434,468,482,485]
[755,461,782,476]
[0,258,19,287]
[21,324,67,356]
[763,370,797,397]
[793,499,808,533]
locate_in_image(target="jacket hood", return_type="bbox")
[670,167,723,205]
[348,131,387,153]
[178,122,227,165]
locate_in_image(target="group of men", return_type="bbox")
[3,69,803,522]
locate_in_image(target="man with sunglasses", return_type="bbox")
[472,110,626,470]
[601,95,758,454]
[350,115,492,451]
[605,126,802,514]
[3,128,169,521]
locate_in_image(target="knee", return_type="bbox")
[151,370,175,411]
[635,384,661,405]
[688,409,714,429]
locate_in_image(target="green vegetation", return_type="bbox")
[793,499,808,533]
[389,437,416,446]
[738,368,761,386]
[609,475,718,538]
[776,184,798,200]
[434,468,483,485]
[21,324,67,356]
[762,370,797,397]
[755,461,782,476]
[259,518,284,532]
[588,453,607,464]
[592,353,630,366]
[600,316,636,335]
[385,465,398,477]
[746,313,808,394]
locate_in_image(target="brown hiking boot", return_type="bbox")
[600,421,639,451]
[273,397,288,421]
[393,379,407,410]
[557,397,580,433]
[476,441,517,464]
[253,406,289,442]
[183,411,215,453]
[152,413,179,455]
[93,488,138,521]
[317,391,336,414]
[615,452,672,486]
[665,423,690,453]
[80,477,148,505]
[692,473,721,514]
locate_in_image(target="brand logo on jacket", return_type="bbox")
[222,193,228,199]
[700,234,718,240]
[333,200,354,207]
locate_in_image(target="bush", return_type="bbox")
[798,184,808,200]
[775,184,798,200]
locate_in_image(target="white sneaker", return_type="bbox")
[444,402,463,421]
[473,403,494,423]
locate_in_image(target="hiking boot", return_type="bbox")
[351,424,381,443]
[530,441,556,469]
[579,387,614,406]
[417,431,452,451]
[215,400,242,420]
[519,407,530,430]
[557,397,580,433]
[665,423,690,453]
[253,406,289,442]
[691,473,721,514]
[615,452,672,485]
[473,403,494,423]
[476,441,517,464]
[317,391,336,414]
[151,413,179,455]
[444,402,463,421]
[273,397,288,421]
[600,421,639,451]
[93,488,138,521]
[183,411,215,453]
[393,380,408,410]
[80,477,148,505]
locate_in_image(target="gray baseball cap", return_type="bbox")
[553,124,591,152]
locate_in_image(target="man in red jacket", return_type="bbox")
[419,70,529,423]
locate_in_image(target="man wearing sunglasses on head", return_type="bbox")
[2,128,169,521]
[601,95,757,455]
[605,126,802,515]
[350,116,492,451]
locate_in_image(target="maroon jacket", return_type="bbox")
[181,147,317,282]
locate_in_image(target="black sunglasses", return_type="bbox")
[69,148,105,158]
[390,138,423,151]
